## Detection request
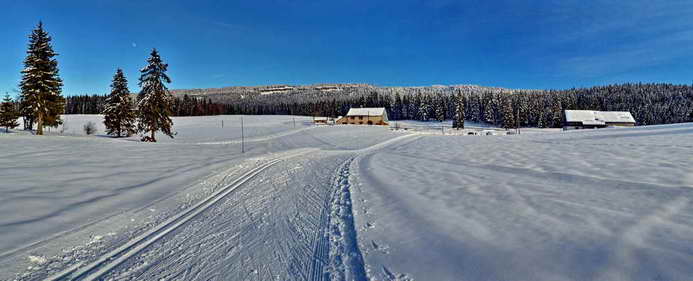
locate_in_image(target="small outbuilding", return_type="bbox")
[313,117,328,125]
[564,110,636,129]
[336,107,389,125]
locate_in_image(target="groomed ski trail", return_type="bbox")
[45,151,309,281]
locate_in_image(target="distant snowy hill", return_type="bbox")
[169,83,508,102]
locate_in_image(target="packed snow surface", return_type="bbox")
[351,123,693,281]
[1,115,692,281]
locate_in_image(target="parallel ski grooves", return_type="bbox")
[45,158,283,281]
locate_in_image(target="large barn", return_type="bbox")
[336,107,389,125]
[564,110,636,129]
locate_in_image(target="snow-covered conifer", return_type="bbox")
[419,102,430,121]
[550,98,563,128]
[434,96,446,122]
[502,96,515,129]
[453,91,465,129]
[484,93,498,125]
[0,94,20,132]
[103,69,136,137]
[137,49,174,142]
[19,22,65,135]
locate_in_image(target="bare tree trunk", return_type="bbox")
[150,130,156,142]
[36,113,43,135]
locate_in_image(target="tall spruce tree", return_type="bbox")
[484,97,497,125]
[19,22,65,135]
[103,69,136,137]
[502,97,516,129]
[137,49,174,142]
[435,97,445,122]
[453,91,465,129]
[550,98,563,128]
[0,94,20,132]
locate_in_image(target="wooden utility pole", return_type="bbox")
[241,116,245,153]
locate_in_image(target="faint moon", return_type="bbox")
[131,42,137,48]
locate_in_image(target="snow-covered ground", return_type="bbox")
[1,115,692,281]
[8,115,316,143]
[0,115,403,280]
[389,119,563,135]
[350,123,693,281]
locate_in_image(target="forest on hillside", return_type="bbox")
[63,83,693,128]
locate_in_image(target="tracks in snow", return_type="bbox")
[309,157,368,281]
[39,134,415,281]
[44,157,287,281]
[311,135,419,281]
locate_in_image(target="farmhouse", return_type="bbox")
[564,110,636,129]
[336,107,389,125]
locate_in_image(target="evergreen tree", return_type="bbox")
[537,108,547,128]
[453,91,465,129]
[17,96,34,130]
[103,69,136,137]
[137,49,174,142]
[550,97,563,128]
[0,94,20,132]
[484,94,498,125]
[393,93,403,120]
[502,96,516,129]
[419,102,430,121]
[19,22,65,135]
[435,97,445,122]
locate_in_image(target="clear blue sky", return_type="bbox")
[2,0,693,96]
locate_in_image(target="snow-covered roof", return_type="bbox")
[564,110,597,123]
[565,110,635,124]
[597,111,636,123]
[346,108,386,116]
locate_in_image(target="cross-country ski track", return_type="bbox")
[14,132,417,281]
[47,157,288,281]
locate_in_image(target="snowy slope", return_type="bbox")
[2,115,692,281]
[12,114,316,143]
[350,123,693,281]
[0,115,405,280]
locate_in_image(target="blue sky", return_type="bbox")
[1,0,693,96]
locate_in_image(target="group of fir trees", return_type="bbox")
[65,83,693,128]
[65,94,228,117]
[103,49,174,142]
[14,22,174,141]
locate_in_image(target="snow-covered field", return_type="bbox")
[390,119,563,135]
[351,123,693,281]
[1,115,692,281]
[12,115,316,143]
